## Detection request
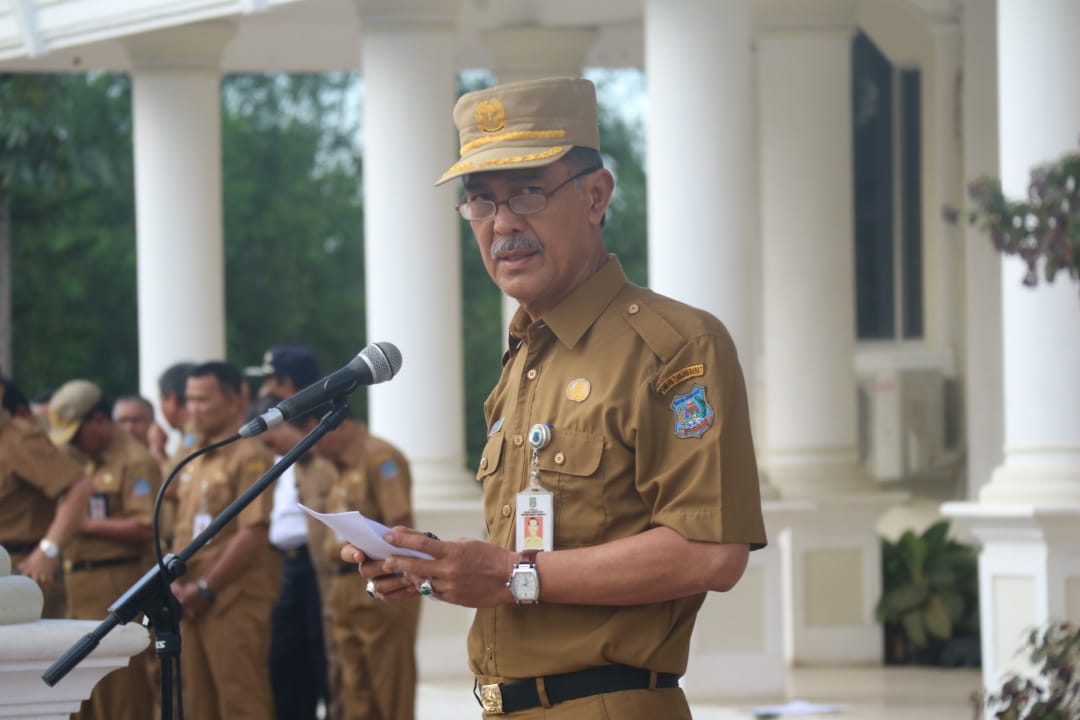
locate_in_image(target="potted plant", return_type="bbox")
[876,520,981,665]
[976,622,1080,719]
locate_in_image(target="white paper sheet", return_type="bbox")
[750,700,847,716]
[298,504,433,561]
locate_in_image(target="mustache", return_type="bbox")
[490,234,542,261]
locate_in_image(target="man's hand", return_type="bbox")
[147,422,170,464]
[18,549,59,587]
[340,528,517,608]
[171,581,211,618]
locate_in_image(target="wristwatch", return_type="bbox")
[507,549,541,605]
[196,578,216,602]
[38,538,60,560]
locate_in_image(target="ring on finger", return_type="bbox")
[419,577,434,596]
[365,579,377,598]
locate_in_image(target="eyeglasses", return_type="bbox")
[456,166,601,222]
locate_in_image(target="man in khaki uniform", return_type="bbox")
[247,346,331,720]
[170,362,280,720]
[48,379,161,720]
[0,376,92,618]
[345,78,768,718]
[318,414,420,720]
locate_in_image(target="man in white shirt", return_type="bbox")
[246,346,328,720]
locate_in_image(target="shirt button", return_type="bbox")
[554,452,565,465]
[479,457,488,469]
[628,303,640,314]
[501,505,512,518]
[513,434,524,447]
[526,368,538,380]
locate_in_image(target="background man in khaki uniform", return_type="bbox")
[48,379,161,720]
[245,345,331,720]
[112,394,158,448]
[318,413,420,720]
[346,78,768,719]
[0,376,91,618]
[170,361,280,720]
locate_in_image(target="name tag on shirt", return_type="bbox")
[89,493,108,520]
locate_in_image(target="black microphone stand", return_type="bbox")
[41,402,352,720]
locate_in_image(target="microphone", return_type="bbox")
[239,342,402,438]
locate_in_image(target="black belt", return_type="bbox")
[66,556,141,573]
[278,544,309,561]
[475,664,680,714]
[335,563,358,576]
[2,541,37,556]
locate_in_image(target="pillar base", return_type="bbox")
[979,463,1080,505]
[412,463,483,506]
[943,502,1080,692]
[682,500,800,700]
[766,458,876,499]
[412,502,485,682]
[779,492,904,665]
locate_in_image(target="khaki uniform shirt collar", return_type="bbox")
[509,254,628,350]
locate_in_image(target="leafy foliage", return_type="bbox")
[963,142,1079,291]
[221,73,367,416]
[5,73,137,396]
[877,521,979,658]
[979,623,1080,720]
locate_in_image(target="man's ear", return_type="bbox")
[586,169,615,226]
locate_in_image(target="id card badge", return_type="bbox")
[89,493,108,520]
[516,488,554,552]
[192,512,212,538]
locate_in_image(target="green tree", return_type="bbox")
[222,73,367,413]
[4,72,137,398]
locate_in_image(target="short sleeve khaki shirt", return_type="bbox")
[324,423,413,563]
[66,429,163,562]
[171,426,276,592]
[469,257,767,683]
[0,410,85,544]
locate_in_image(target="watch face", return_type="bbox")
[511,569,539,601]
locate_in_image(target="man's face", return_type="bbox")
[159,392,186,431]
[463,161,609,320]
[113,399,153,444]
[73,414,111,455]
[185,375,239,439]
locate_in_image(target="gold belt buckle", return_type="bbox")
[479,683,504,714]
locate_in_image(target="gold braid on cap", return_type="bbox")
[440,146,568,180]
[459,129,567,156]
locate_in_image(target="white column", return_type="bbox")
[640,0,783,694]
[358,0,474,507]
[944,0,1080,697]
[645,0,754,357]
[959,0,1004,500]
[485,27,596,336]
[756,0,900,666]
[757,4,871,499]
[978,0,1080,505]
[126,24,233,404]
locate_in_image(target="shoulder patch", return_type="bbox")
[133,478,152,497]
[671,384,715,439]
[378,459,399,481]
[657,364,705,395]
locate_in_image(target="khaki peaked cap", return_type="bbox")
[436,77,601,186]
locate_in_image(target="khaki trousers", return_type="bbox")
[328,573,421,720]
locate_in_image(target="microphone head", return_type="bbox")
[360,342,402,383]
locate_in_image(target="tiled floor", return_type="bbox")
[417,665,984,719]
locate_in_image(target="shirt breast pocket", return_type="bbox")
[541,429,604,548]
[206,473,233,517]
[476,432,504,529]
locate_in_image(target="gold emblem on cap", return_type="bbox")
[566,378,591,402]
[475,98,506,133]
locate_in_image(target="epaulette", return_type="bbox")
[620,296,684,365]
